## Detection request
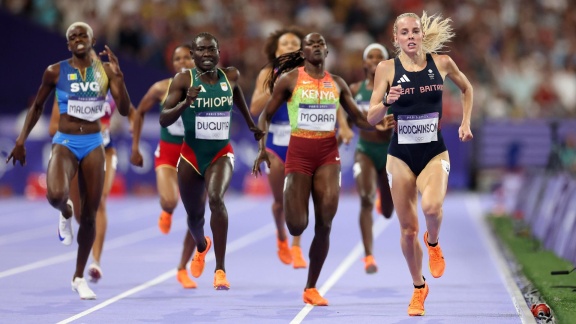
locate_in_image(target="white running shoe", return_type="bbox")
[71,277,96,300]
[88,263,103,283]
[58,199,74,245]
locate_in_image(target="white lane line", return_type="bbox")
[0,225,53,245]
[0,205,154,246]
[56,222,276,324]
[465,194,536,324]
[290,215,394,324]
[0,200,259,278]
[0,226,163,279]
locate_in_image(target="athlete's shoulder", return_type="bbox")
[377,58,395,70]
[279,68,299,83]
[430,54,456,73]
[222,66,240,80]
[328,73,345,86]
[44,62,63,82]
[153,78,171,90]
[149,78,171,98]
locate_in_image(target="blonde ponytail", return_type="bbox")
[393,11,455,55]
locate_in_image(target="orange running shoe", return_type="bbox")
[407,283,429,316]
[291,246,307,269]
[158,211,172,234]
[423,231,445,278]
[363,255,378,274]
[190,236,212,278]
[303,288,328,306]
[177,269,197,289]
[213,270,230,290]
[277,238,292,265]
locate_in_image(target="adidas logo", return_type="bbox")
[397,74,410,83]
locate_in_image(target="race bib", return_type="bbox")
[167,116,185,136]
[195,111,230,140]
[67,96,106,122]
[397,112,439,144]
[297,103,337,132]
[269,123,291,146]
[102,128,111,146]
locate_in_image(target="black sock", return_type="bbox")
[414,276,426,289]
[427,241,438,247]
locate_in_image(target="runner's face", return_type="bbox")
[275,33,301,57]
[173,46,194,73]
[302,33,327,63]
[67,26,93,55]
[192,37,219,71]
[395,17,422,55]
[364,48,385,76]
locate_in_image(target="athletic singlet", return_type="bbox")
[181,68,233,158]
[387,53,446,176]
[56,59,109,122]
[354,80,372,113]
[287,67,340,139]
[160,79,185,144]
[389,53,443,143]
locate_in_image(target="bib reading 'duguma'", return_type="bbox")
[180,68,233,147]
[195,111,231,140]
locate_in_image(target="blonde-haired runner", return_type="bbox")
[368,11,473,316]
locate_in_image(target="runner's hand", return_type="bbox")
[252,149,270,177]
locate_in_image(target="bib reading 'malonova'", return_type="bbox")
[56,59,109,122]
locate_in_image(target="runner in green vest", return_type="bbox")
[349,44,395,274]
[131,44,198,289]
[160,32,264,290]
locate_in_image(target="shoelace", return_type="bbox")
[429,246,443,259]
[409,290,424,307]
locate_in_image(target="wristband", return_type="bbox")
[382,93,392,107]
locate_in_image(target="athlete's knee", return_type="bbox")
[400,224,419,240]
[421,200,442,218]
[159,195,178,212]
[314,220,332,237]
[381,205,394,219]
[46,190,67,209]
[207,192,225,213]
[359,193,375,210]
[286,218,307,236]
[79,213,96,231]
[187,214,205,230]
